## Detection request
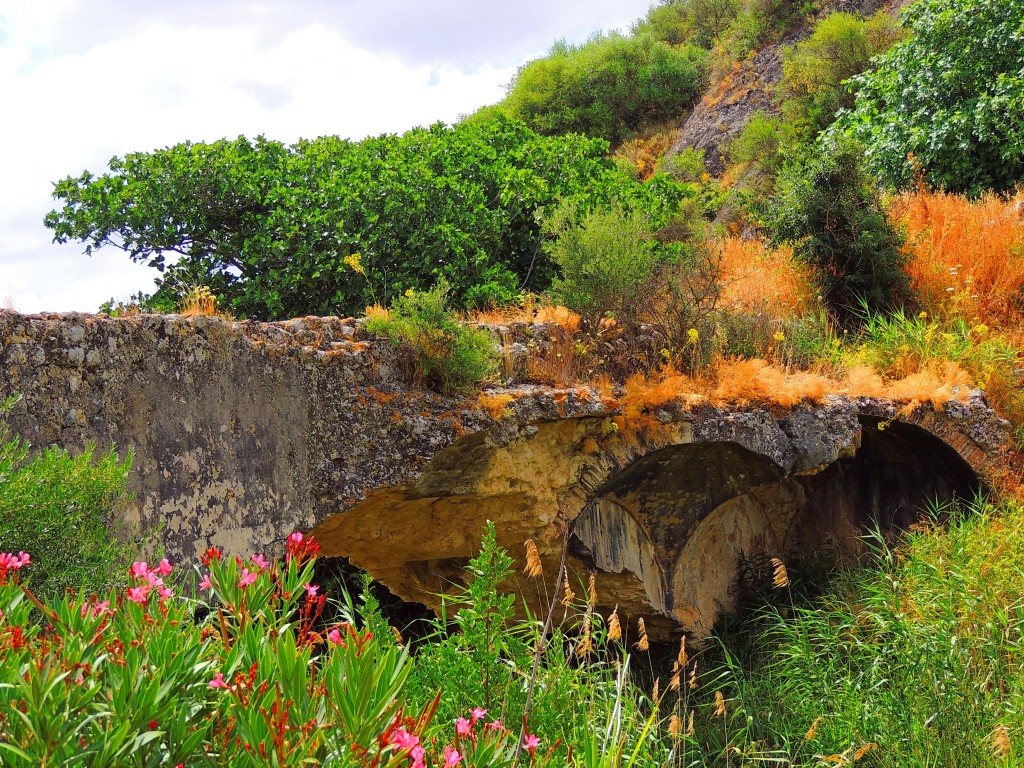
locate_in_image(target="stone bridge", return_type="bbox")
[0,311,1014,638]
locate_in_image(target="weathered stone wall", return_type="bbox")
[0,310,1015,638]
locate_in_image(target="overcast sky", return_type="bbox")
[0,0,656,314]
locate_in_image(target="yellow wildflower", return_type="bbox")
[343,253,365,275]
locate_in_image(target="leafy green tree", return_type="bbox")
[502,32,707,145]
[833,0,1024,195]
[46,117,689,320]
[764,139,911,327]
[780,11,903,135]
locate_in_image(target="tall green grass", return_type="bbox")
[703,497,1024,766]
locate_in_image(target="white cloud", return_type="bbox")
[0,0,656,313]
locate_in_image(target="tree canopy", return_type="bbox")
[832,0,1024,195]
[46,117,691,320]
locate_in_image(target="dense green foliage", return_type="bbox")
[779,11,902,135]
[501,32,707,145]
[0,398,134,601]
[46,118,687,320]
[833,0,1024,195]
[765,140,910,326]
[363,283,498,394]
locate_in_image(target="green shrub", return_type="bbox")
[0,398,135,601]
[542,203,670,328]
[779,11,903,135]
[764,139,911,327]
[364,282,498,394]
[635,0,742,48]
[661,146,708,182]
[721,0,815,59]
[726,112,800,189]
[503,32,707,145]
[832,0,1024,195]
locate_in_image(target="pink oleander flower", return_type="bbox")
[471,708,487,724]
[81,600,112,619]
[127,585,150,604]
[0,551,30,571]
[303,583,319,597]
[251,553,269,571]
[524,733,541,752]
[411,745,426,768]
[238,568,258,589]
[209,672,229,689]
[443,745,462,768]
[391,728,420,751]
[487,719,504,732]
[327,628,343,645]
[199,573,212,591]
[157,585,173,599]
[130,561,149,579]
[456,717,472,737]
[287,531,304,547]
[154,558,173,576]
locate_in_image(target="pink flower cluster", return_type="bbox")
[80,599,113,620]
[455,707,492,737]
[390,728,427,768]
[286,531,320,562]
[127,558,174,604]
[0,551,30,573]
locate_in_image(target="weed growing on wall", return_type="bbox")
[365,282,498,394]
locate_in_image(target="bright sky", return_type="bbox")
[0,0,656,314]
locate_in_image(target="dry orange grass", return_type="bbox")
[525,334,583,387]
[891,189,1024,326]
[466,305,532,326]
[364,304,389,321]
[476,391,516,419]
[178,285,217,317]
[717,237,816,319]
[533,305,582,335]
[606,359,973,440]
[614,130,682,181]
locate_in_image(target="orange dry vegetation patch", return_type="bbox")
[533,305,581,335]
[892,189,1024,326]
[466,305,532,325]
[608,359,974,438]
[710,359,834,407]
[614,130,682,181]
[476,391,517,419]
[717,238,816,319]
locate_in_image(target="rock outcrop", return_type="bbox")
[0,310,1014,639]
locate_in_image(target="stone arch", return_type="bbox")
[313,400,994,641]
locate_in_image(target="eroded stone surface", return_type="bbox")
[0,310,1014,639]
